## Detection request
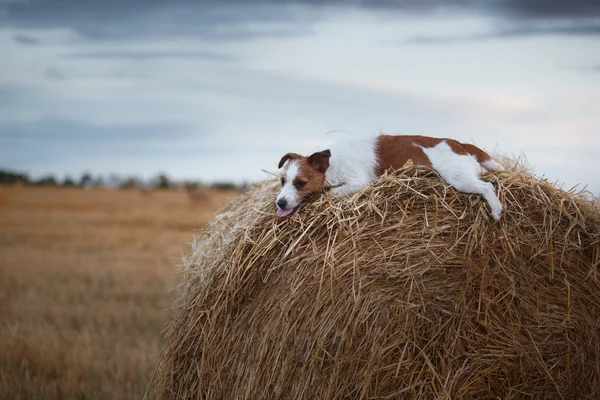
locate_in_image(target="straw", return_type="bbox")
[151,163,600,399]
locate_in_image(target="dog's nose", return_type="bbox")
[276,199,287,209]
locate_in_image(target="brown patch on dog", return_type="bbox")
[279,150,331,200]
[375,135,492,175]
[375,135,436,175]
[293,161,326,198]
[307,150,331,173]
[278,153,302,169]
[459,143,492,163]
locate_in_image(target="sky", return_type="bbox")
[1,0,599,193]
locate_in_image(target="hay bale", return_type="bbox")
[152,165,600,399]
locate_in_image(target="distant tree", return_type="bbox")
[34,175,58,186]
[93,176,104,188]
[107,174,122,189]
[0,170,30,185]
[79,172,93,188]
[184,180,203,191]
[211,181,239,191]
[62,176,76,187]
[119,177,139,189]
[156,173,170,190]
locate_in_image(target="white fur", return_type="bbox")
[481,159,504,172]
[276,160,302,209]
[420,141,503,221]
[325,138,379,197]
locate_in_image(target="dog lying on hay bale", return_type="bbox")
[151,164,600,400]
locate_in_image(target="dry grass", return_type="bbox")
[153,165,600,399]
[0,186,238,400]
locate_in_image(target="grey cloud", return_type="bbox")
[0,117,194,173]
[70,21,311,42]
[0,117,195,144]
[0,114,290,176]
[2,0,599,43]
[493,0,600,19]
[3,0,600,19]
[1,0,317,41]
[356,0,600,18]
[407,22,600,44]
[45,67,66,81]
[63,50,239,61]
[0,84,43,108]
[578,64,600,73]
[13,34,39,44]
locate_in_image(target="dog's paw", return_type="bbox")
[491,204,503,221]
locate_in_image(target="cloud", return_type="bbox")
[407,21,600,43]
[574,64,600,73]
[0,0,317,41]
[13,34,38,44]
[491,0,600,19]
[0,117,195,144]
[356,0,600,18]
[0,117,197,177]
[63,50,239,61]
[0,84,52,113]
[356,0,600,19]
[44,67,65,81]
[0,113,314,181]
[2,0,599,43]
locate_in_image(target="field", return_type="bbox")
[0,186,239,399]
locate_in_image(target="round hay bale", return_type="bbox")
[152,165,600,399]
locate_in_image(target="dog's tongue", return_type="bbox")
[276,207,294,217]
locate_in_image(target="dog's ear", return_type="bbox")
[278,153,301,169]
[308,149,331,173]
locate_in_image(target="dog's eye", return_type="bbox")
[281,177,286,186]
[295,181,307,189]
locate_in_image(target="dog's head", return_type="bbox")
[275,149,331,217]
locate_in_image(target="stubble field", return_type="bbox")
[0,186,238,399]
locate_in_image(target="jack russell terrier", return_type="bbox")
[275,135,504,221]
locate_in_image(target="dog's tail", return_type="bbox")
[462,143,504,172]
[481,159,504,172]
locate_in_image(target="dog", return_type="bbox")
[275,135,504,221]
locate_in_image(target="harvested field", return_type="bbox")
[0,186,238,400]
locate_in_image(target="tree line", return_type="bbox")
[0,169,249,192]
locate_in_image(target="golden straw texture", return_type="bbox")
[151,164,600,399]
